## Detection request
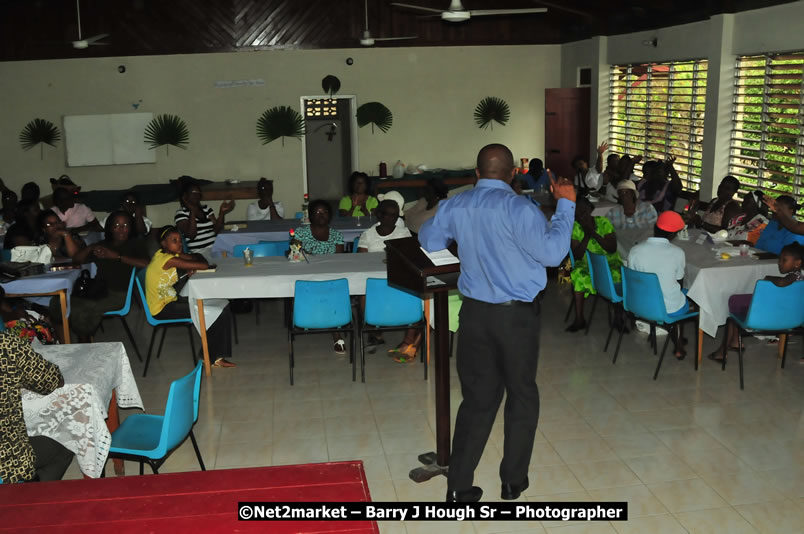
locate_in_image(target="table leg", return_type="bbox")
[423,297,431,366]
[697,328,704,367]
[106,391,124,476]
[197,299,212,377]
[778,334,787,359]
[59,289,71,344]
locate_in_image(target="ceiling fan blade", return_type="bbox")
[83,33,109,44]
[390,3,444,14]
[469,8,548,16]
[89,42,110,46]
[373,36,418,41]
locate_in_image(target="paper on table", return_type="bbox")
[426,276,446,287]
[420,247,460,266]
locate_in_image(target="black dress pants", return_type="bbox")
[448,296,541,491]
[155,297,233,359]
[31,436,74,482]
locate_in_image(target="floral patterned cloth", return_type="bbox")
[5,318,57,345]
[293,225,345,255]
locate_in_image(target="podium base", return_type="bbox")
[408,451,448,483]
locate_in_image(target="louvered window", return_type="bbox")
[610,60,708,190]
[730,52,803,208]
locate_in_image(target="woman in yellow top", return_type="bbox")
[338,172,378,217]
[145,226,235,367]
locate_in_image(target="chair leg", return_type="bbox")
[721,319,730,372]
[563,296,575,323]
[143,328,159,378]
[119,317,142,362]
[612,325,626,364]
[360,326,366,383]
[584,295,597,336]
[156,328,167,359]
[603,314,615,352]
[351,329,357,382]
[288,329,295,386]
[149,461,159,474]
[189,430,206,471]
[139,462,144,476]
[653,331,673,380]
[187,325,197,366]
[650,325,657,355]
[738,330,745,390]
[232,310,239,345]
[781,333,789,369]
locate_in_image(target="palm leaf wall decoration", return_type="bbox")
[20,118,61,160]
[474,96,510,130]
[257,106,305,146]
[356,102,393,134]
[322,75,341,97]
[144,114,189,155]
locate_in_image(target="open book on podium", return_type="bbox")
[384,236,459,483]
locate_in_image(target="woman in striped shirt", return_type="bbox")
[174,183,234,257]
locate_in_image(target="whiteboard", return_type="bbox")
[64,112,156,166]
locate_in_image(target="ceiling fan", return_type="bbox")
[360,0,417,46]
[71,0,109,49]
[391,0,547,23]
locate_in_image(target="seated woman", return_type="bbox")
[709,242,803,363]
[101,191,153,239]
[37,210,84,262]
[294,200,345,255]
[638,157,683,214]
[53,211,149,343]
[404,180,449,234]
[247,178,284,220]
[727,190,769,243]
[566,198,623,332]
[146,226,235,367]
[689,175,741,232]
[754,195,804,255]
[293,200,347,354]
[338,172,378,218]
[3,199,41,250]
[0,286,57,345]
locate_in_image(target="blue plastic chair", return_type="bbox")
[102,268,142,362]
[135,270,196,377]
[0,250,10,262]
[620,266,700,380]
[723,280,804,389]
[360,278,427,382]
[232,242,288,258]
[288,279,355,385]
[107,362,205,475]
[295,212,304,219]
[587,252,625,361]
[352,236,361,253]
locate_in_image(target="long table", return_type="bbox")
[186,253,387,376]
[23,341,143,477]
[212,219,374,257]
[0,462,378,533]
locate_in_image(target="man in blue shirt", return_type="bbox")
[419,144,576,502]
[521,158,550,191]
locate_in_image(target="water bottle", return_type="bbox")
[302,193,310,224]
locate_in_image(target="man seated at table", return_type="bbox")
[627,211,692,360]
[754,195,804,255]
[607,179,658,231]
[175,183,235,258]
[247,178,284,221]
[0,333,74,483]
[50,187,103,233]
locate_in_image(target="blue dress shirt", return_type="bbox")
[755,220,804,255]
[522,170,550,191]
[418,178,575,303]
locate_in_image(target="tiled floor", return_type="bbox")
[64,283,804,533]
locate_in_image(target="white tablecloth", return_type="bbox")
[211,219,371,257]
[186,253,387,300]
[22,341,144,478]
[620,230,779,337]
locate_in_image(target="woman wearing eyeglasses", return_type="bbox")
[100,191,153,238]
[58,211,150,342]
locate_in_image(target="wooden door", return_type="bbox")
[545,88,590,180]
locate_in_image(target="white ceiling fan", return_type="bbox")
[391,0,547,23]
[360,0,417,46]
[71,0,109,49]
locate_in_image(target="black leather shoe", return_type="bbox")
[446,486,483,502]
[501,477,529,500]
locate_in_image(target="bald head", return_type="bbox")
[476,144,515,182]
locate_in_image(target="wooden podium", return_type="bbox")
[385,237,460,482]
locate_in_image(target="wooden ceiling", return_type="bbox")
[0,0,796,61]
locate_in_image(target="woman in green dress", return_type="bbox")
[566,198,623,332]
